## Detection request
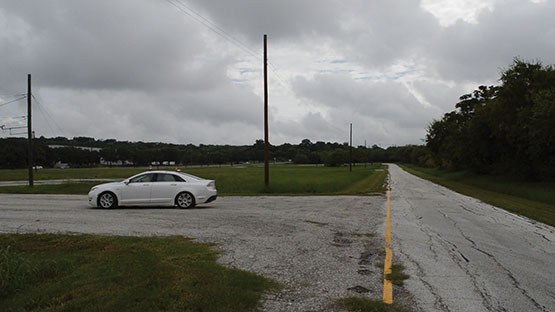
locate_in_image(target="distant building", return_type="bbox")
[54,161,69,169]
[100,158,133,166]
[48,145,102,152]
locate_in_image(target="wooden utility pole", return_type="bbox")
[263,34,269,186]
[364,139,367,168]
[27,74,33,187]
[349,123,352,172]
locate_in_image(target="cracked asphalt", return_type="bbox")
[0,193,406,311]
[388,164,555,312]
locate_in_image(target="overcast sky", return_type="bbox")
[1,0,554,147]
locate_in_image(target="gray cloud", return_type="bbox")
[1,0,554,146]
[186,0,345,44]
[0,1,213,91]
[425,0,555,83]
[291,73,441,144]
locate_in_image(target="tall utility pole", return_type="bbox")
[27,74,33,187]
[263,34,270,186]
[364,139,367,168]
[349,123,352,172]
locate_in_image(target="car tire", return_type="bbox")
[98,192,118,209]
[176,192,195,209]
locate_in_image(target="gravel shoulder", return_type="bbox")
[0,193,409,311]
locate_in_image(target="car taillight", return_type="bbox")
[207,181,215,189]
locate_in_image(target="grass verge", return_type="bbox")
[336,297,410,312]
[0,164,387,196]
[0,233,278,312]
[399,164,555,227]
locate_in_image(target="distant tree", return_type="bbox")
[426,58,555,180]
[293,153,310,164]
[323,149,346,167]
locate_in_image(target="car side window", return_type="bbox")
[129,173,154,183]
[156,173,182,182]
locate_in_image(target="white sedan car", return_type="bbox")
[88,170,217,209]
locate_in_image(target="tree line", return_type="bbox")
[426,59,555,181]
[0,136,424,169]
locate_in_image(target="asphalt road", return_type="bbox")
[388,164,555,312]
[0,193,403,312]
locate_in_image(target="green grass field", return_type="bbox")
[0,167,146,181]
[399,164,555,227]
[0,233,278,312]
[0,183,98,195]
[0,164,387,196]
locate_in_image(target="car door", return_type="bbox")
[150,173,182,205]
[120,173,154,205]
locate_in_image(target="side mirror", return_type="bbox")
[124,180,130,185]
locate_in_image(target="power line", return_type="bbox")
[33,99,55,134]
[32,94,65,135]
[1,125,26,130]
[164,0,289,89]
[0,115,26,120]
[0,125,27,136]
[0,95,26,108]
[0,93,26,97]
[166,0,261,59]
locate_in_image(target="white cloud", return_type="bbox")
[420,0,496,26]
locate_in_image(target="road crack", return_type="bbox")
[438,209,549,312]
[397,246,451,312]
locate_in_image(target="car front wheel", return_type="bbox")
[98,192,118,209]
[176,192,195,209]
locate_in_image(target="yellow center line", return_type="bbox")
[383,176,393,304]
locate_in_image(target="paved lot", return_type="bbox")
[0,193,400,312]
[388,164,555,312]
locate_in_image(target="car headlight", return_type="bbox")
[90,186,98,192]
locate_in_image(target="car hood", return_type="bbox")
[94,181,124,189]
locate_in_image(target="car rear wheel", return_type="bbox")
[98,192,117,209]
[176,192,195,209]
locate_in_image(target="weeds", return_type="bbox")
[375,262,410,286]
[386,264,410,286]
[352,232,376,238]
[304,220,328,226]
[0,245,33,298]
[0,234,278,311]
